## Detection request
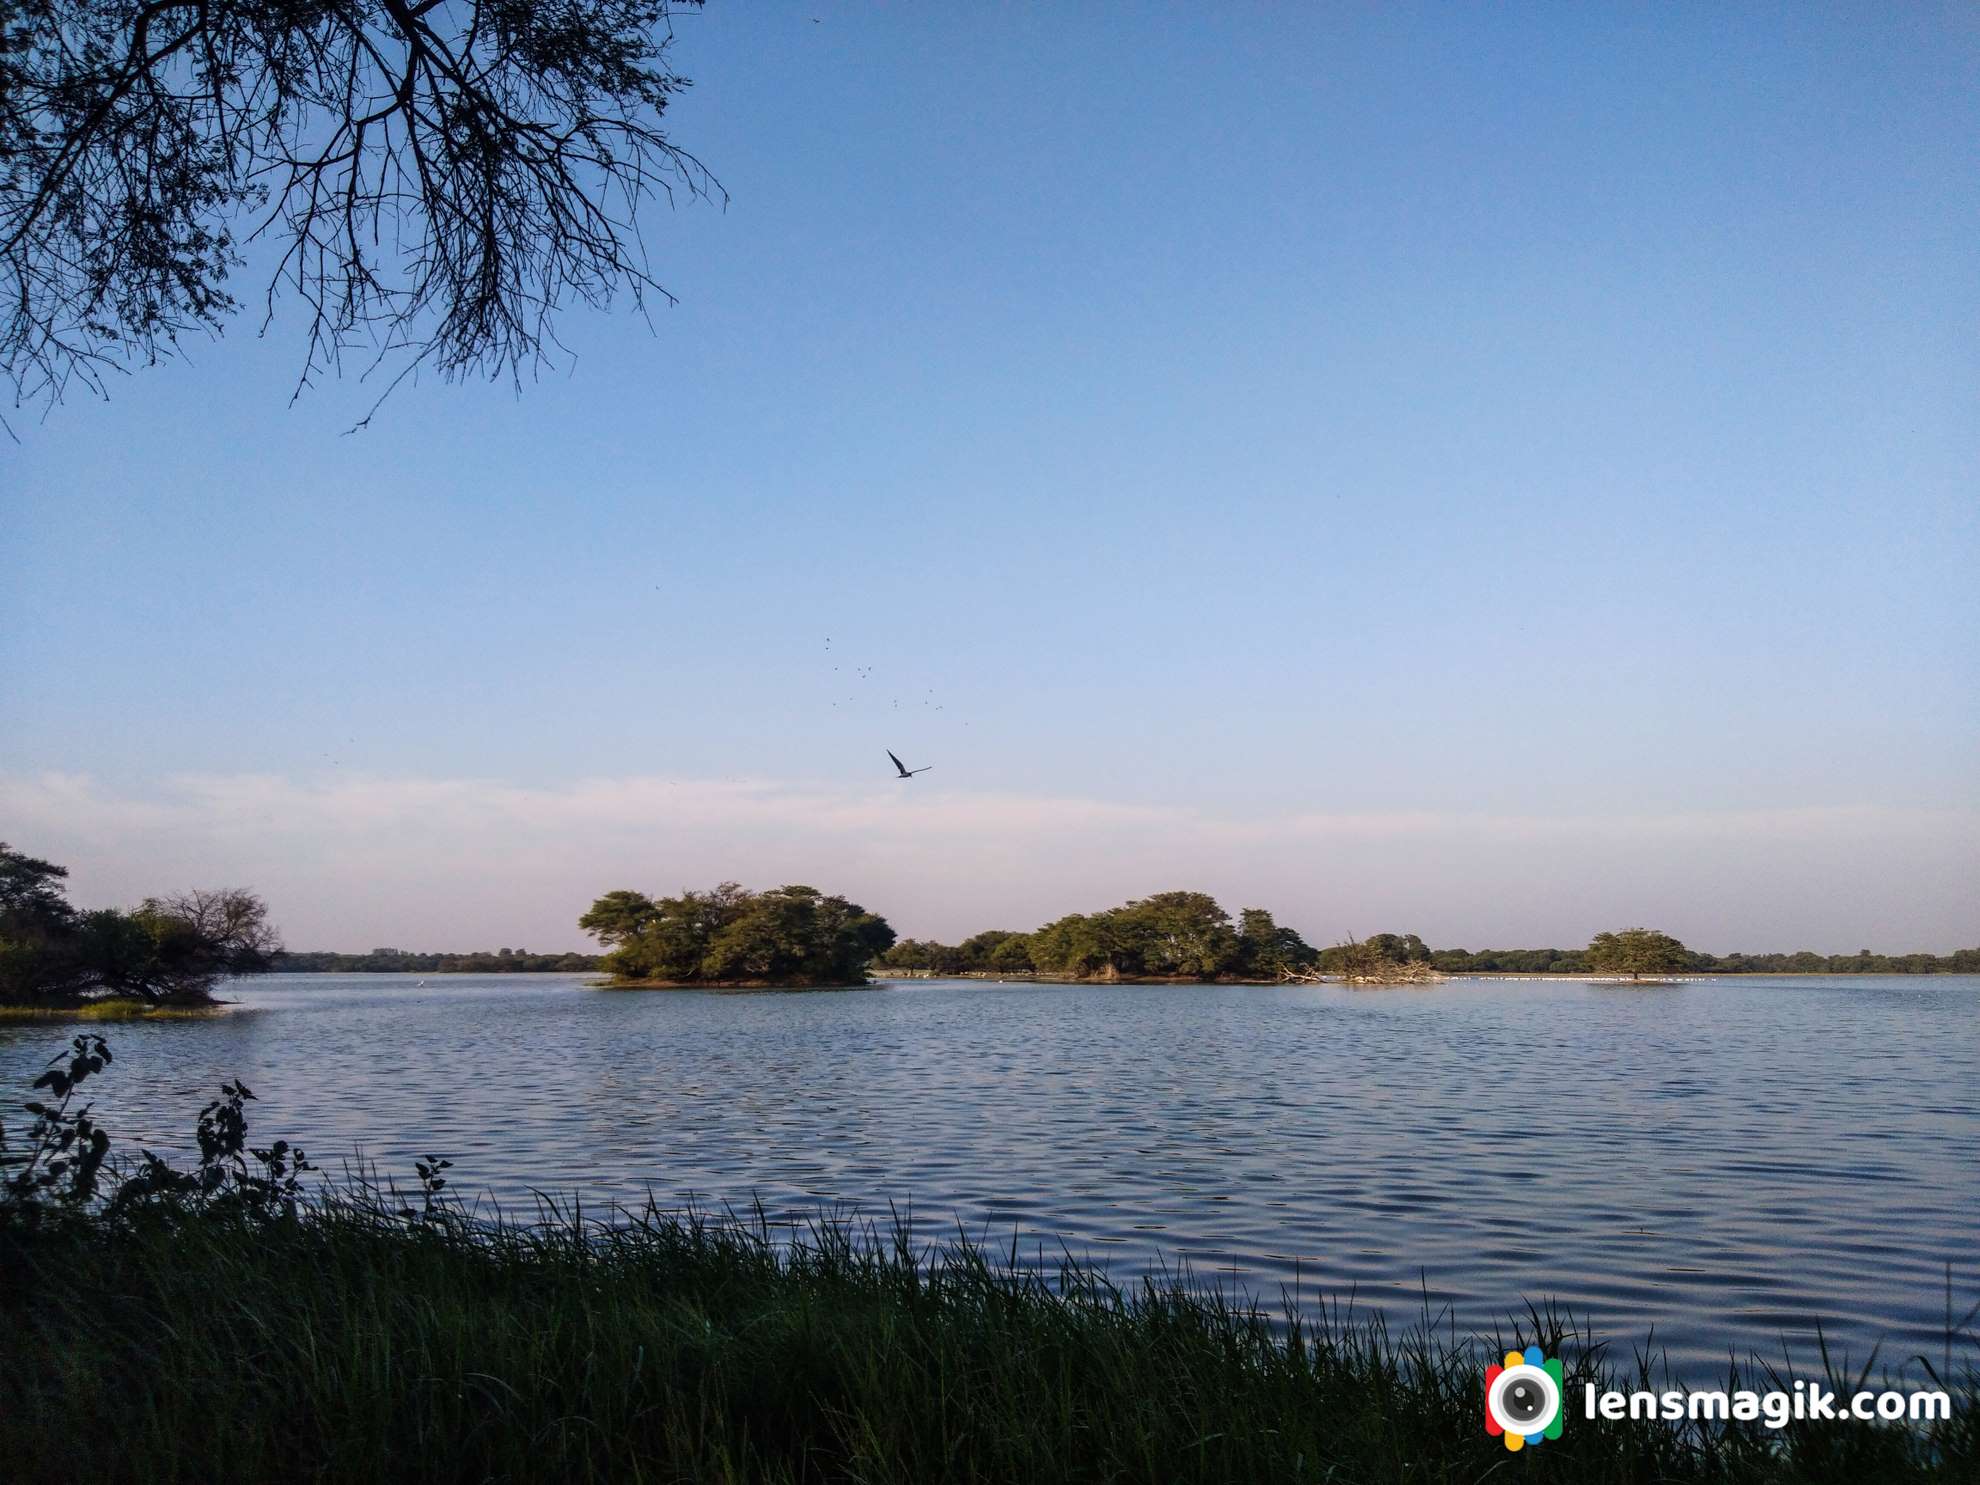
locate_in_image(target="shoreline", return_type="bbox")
[596,978,877,992]
[0,994,230,1022]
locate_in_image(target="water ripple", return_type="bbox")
[3,971,1975,1381]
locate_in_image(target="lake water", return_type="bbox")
[4,972,1975,1380]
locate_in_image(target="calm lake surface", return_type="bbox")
[5,973,1975,1379]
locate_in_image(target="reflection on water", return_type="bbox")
[4,972,1975,1379]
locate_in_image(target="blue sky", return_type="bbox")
[5,4,1976,952]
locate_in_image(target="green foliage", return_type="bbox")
[0,845,279,1006]
[1124,891,1240,975]
[1314,938,1430,982]
[1027,910,1125,977]
[958,929,1019,966]
[0,843,90,1002]
[876,938,965,974]
[1369,932,1432,964]
[1017,892,1316,981]
[1434,943,1980,976]
[876,905,1976,984]
[575,890,659,948]
[0,844,72,917]
[1317,932,1432,973]
[876,931,1039,976]
[1586,927,1692,979]
[1432,945,1591,973]
[581,882,895,986]
[986,932,1036,973]
[1233,908,1314,979]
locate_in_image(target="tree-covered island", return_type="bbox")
[579,883,896,988]
[0,843,278,1014]
[883,892,1323,982]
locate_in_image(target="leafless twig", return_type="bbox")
[1,0,721,424]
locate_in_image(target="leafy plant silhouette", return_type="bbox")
[0,1034,113,1209]
[1,1034,316,1224]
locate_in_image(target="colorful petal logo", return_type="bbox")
[1485,1345,1565,1451]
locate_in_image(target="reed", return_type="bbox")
[1,1186,1972,1484]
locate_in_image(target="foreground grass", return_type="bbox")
[1,1193,1971,1485]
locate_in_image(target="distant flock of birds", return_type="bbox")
[827,636,940,781]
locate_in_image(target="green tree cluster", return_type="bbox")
[1427,942,1980,976]
[1430,946,1591,974]
[579,883,895,986]
[0,844,279,1006]
[1315,933,1431,973]
[877,931,1039,976]
[894,893,1320,982]
[882,940,962,975]
[1584,927,1691,979]
[884,907,1980,985]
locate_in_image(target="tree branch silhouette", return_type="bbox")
[1,0,721,420]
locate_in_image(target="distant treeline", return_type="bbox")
[269,940,1980,981]
[883,907,1980,981]
[282,909,1980,985]
[276,948,604,974]
[1430,947,1980,975]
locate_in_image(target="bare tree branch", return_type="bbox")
[0,0,721,421]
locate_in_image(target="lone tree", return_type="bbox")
[2,0,718,416]
[1585,927,1690,981]
[0,843,280,1005]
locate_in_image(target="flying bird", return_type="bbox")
[887,749,932,779]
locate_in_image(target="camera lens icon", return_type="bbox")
[1484,1346,1564,1451]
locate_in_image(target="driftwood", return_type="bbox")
[1282,938,1448,986]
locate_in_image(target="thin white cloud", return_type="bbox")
[1260,802,1965,842]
